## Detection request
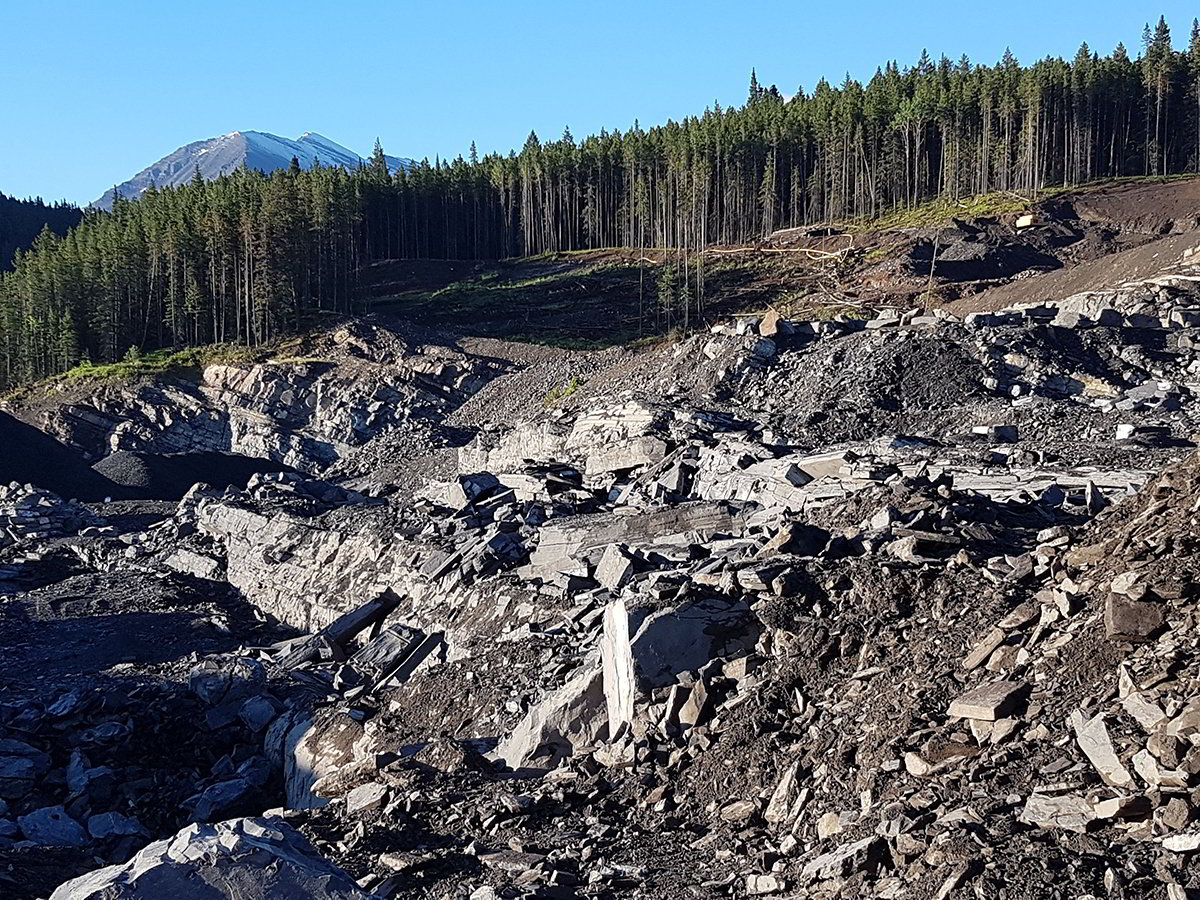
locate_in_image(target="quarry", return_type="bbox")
[4,178,1200,899]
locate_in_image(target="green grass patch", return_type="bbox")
[367,257,657,349]
[853,174,1200,232]
[61,344,261,383]
[857,191,1032,231]
[545,375,584,405]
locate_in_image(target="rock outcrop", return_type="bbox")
[49,817,372,899]
[25,324,503,473]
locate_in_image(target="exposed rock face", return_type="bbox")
[30,326,502,473]
[460,399,666,475]
[194,498,406,632]
[279,711,367,810]
[48,817,373,899]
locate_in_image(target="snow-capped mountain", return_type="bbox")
[94,131,411,209]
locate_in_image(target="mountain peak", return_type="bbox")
[95,131,410,209]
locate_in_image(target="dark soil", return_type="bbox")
[1047,176,1200,235]
[949,231,1200,313]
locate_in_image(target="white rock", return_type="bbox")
[1019,793,1094,833]
[50,817,372,899]
[764,762,800,825]
[345,782,387,815]
[1070,711,1134,789]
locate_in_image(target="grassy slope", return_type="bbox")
[1,342,301,402]
[362,248,857,348]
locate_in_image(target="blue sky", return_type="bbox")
[3,1,1197,205]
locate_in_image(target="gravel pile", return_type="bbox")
[92,451,294,500]
[0,412,123,501]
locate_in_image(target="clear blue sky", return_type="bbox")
[3,1,1197,205]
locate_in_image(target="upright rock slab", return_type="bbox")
[601,598,636,737]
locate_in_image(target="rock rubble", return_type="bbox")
[7,220,1200,898]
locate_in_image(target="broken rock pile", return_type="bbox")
[49,816,372,900]
[9,228,1200,898]
[0,483,106,549]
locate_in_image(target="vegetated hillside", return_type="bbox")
[3,16,1200,390]
[0,192,82,271]
[358,176,1200,345]
[358,248,848,348]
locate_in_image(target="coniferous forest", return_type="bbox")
[0,193,82,274]
[2,17,1198,389]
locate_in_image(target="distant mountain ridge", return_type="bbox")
[95,131,410,209]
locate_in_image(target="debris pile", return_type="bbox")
[91,450,295,500]
[0,483,106,549]
[0,681,279,882]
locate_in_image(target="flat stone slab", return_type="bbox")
[1104,594,1164,641]
[1070,711,1134,789]
[1019,793,1094,833]
[949,681,1026,721]
[18,805,89,847]
[345,782,387,815]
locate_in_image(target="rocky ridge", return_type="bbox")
[16,322,502,474]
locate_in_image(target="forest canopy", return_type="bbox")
[0,193,82,274]
[2,16,1198,390]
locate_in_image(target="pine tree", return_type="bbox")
[1142,17,1174,174]
[1190,20,1200,168]
[370,139,389,178]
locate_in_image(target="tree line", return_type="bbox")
[1,193,82,274]
[3,16,1200,389]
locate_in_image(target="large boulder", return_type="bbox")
[272,709,369,810]
[48,817,373,899]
